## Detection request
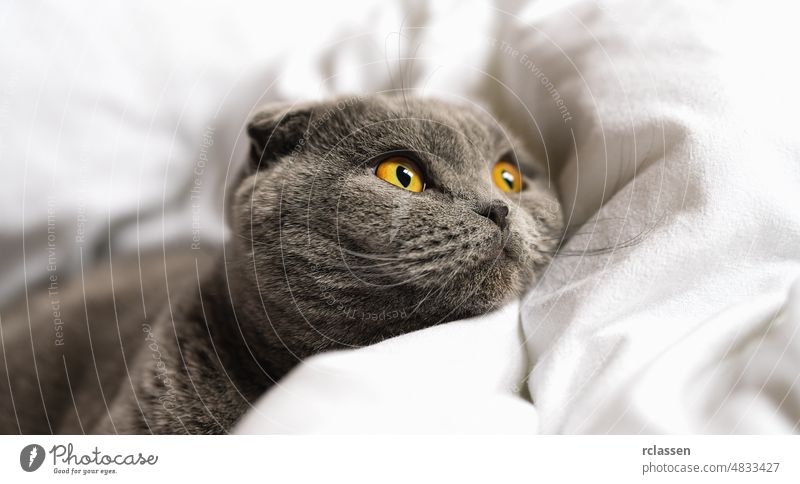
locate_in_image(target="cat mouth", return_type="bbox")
[464,226,517,268]
[498,229,524,262]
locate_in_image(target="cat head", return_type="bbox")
[230,95,563,358]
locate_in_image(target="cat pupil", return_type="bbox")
[396,165,412,187]
[501,170,515,189]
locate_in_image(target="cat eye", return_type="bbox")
[375,157,425,192]
[492,160,522,193]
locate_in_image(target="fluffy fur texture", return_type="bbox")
[0,95,563,434]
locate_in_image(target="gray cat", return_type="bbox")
[0,95,563,434]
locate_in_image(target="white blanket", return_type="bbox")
[3,0,799,434]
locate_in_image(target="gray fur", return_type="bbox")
[0,95,563,434]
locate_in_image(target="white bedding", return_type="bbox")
[3,0,799,434]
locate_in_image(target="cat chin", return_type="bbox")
[439,259,526,310]
[444,290,518,321]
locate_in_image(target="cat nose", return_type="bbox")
[476,200,509,230]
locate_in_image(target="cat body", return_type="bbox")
[0,95,563,434]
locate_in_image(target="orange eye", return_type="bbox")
[492,160,522,193]
[375,157,425,192]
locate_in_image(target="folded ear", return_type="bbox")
[246,102,314,171]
